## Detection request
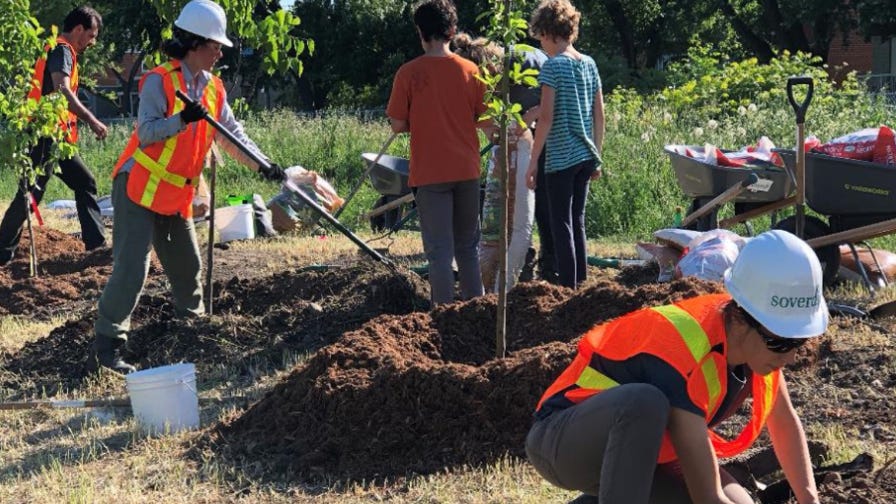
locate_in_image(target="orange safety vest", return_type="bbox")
[28,37,79,144]
[536,294,781,463]
[113,60,224,217]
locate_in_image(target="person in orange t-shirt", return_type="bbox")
[386,0,486,306]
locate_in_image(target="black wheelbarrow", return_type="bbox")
[774,149,896,288]
[664,145,796,232]
[358,152,416,233]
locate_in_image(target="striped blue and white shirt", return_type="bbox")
[539,53,602,173]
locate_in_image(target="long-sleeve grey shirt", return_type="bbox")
[118,61,266,175]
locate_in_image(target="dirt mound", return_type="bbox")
[0,264,428,397]
[208,276,725,481]
[0,228,119,317]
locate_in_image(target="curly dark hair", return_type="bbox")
[413,0,458,42]
[529,0,581,43]
[162,27,212,60]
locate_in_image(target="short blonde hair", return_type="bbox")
[453,32,504,67]
[529,0,581,43]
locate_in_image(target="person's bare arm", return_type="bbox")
[390,118,409,134]
[525,85,554,190]
[767,376,820,504]
[52,72,107,140]
[668,407,738,504]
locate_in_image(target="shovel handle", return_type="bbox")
[786,76,814,125]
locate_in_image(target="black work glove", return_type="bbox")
[180,100,207,124]
[259,162,286,182]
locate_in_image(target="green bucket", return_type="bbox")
[225,194,253,206]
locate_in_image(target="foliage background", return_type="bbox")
[2,50,892,240]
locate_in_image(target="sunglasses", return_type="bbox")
[744,312,807,354]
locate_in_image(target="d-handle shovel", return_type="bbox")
[786,76,814,239]
[174,90,396,270]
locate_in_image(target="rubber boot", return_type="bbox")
[568,494,599,504]
[89,338,137,374]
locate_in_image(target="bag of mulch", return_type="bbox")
[873,125,896,165]
[267,166,345,233]
[675,229,747,282]
[813,128,880,161]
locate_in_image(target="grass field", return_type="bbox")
[1,54,895,502]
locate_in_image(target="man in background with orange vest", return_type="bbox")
[90,0,285,373]
[526,230,825,504]
[0,6,108,266]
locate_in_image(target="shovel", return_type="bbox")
[785,76,814,239]
[175,90,396,270]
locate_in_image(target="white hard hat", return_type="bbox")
[174,0,233,47]
[723,229,828,338]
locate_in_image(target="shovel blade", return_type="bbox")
[869,300,896,320]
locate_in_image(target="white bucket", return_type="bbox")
[126,363,199,434]
[214,204,255,242]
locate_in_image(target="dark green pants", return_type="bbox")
[94,173,203,349]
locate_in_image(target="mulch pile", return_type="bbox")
[207,276,725,481]
[0,228,124,317]
[0,263,429,397]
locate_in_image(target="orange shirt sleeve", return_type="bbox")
[386,68,409,121]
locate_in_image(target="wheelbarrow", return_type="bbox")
[774,149,896,290]
[358,152,416,233]
[664,145,795,232]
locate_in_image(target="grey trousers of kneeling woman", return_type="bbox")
[525,383,755,504]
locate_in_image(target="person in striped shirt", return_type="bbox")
[524,0,604,289]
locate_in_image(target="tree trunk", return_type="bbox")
[495,0,512,359]
[599,0,638,68]
[718,0,777,62]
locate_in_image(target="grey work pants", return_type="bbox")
[94,173,204,350]
[526,383,755,504]
[414,179,484,306]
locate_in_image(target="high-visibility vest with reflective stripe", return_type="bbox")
[535,294,781,463]
[113,60,223,217]
[28,37,79,144]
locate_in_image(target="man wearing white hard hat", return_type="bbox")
[90,0,286,373]
[526,229,825,504]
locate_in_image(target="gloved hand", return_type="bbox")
[259,162,286,182]
[180,100,207,124]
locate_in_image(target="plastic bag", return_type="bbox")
[873,125,896,165]
[813,128,880,160]
[268,166,345,233]
[675,230,745,282]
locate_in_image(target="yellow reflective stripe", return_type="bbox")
[651,304,723,414]
[651,305,711,362]
[761,373,776,410]
[700,356,723,413]
[204,81,219,143]
[164,62,183,115]
[575,366,620,391]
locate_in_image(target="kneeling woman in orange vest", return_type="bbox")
[91,0,285,373]
[526,229,825,504]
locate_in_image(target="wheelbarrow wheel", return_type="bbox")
[369,195,403,232]
[773,215,840,285]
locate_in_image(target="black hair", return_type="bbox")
[63,6,103,32]
[413,0,457,42]
[162,27,211,60]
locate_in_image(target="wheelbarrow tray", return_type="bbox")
[361,152,410,196]
[775,149,896,215]
[664,146,790,203]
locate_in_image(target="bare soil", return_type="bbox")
[1,232,894,502]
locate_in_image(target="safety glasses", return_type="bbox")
[744,311,807,354]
